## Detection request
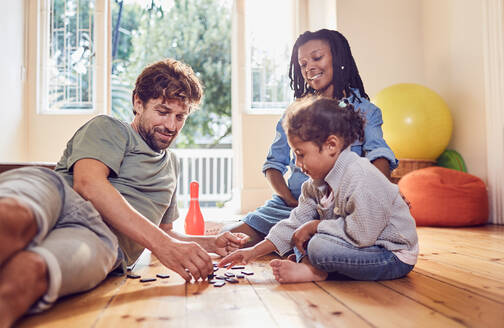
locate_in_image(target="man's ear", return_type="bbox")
[325,135,344,156]
[133,94,144,115]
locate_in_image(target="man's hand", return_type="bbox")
[153,238,213,282]
[217,247,257,268]
[291,221,320,255]
[213,232,249,257]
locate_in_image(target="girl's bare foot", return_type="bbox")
[269,259,328,283]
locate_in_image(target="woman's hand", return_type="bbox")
[265,169,299,208]
[291,221,320,255]
[283,194,299,208]
[212,232,249,257]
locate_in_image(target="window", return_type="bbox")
[38,0,107,114]
[245,0,295,113]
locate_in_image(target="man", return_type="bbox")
[0,59,246,327]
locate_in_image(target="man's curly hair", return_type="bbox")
[132,58,203,114]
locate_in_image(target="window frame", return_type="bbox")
[36,0,109,116]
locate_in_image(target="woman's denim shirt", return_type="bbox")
[262,89,398,200]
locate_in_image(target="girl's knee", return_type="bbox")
[306,234,329,264]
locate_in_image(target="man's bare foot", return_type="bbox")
[269,259,328,283]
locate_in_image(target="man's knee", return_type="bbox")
[0,198,37,244]
[41,227,118,297]
[0,198,34,223]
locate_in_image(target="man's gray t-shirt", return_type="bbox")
[55,115,179,265]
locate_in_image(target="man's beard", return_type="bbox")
[137,124,176,152]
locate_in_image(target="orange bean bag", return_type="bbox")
[398,167,488,226]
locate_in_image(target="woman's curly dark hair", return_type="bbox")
[289,29,368,102]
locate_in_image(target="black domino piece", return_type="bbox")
[231,265,245,270]
[207,273,216,280]
[235,274,245,279]
[208,280,217,284]
[140,278,157,283]
[225,278,239,284]
[213,281,226,287]
[215,275,226,280]
[156,273,170,279]
[241,270,254,276]
[127,274,141,279]
[224,272,235,278]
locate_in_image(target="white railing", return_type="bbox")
[172,148,233,206]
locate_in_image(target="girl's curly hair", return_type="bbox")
[283,96,365,150]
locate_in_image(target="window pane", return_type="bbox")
[48,0,95,111]
[246,0,294,110]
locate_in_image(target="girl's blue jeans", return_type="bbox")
[294,233,414,281]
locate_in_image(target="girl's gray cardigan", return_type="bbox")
[266,147,418,256]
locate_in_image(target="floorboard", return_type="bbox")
[15,225,504,328]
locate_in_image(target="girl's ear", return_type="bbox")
[325,135,344,156]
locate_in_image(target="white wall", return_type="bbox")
[0,1,27,161]
[337,0,425,96]
[421,0,487,180]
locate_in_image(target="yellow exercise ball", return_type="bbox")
[373,83,453,160]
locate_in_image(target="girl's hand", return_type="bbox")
[213,232,250,257]
[217,247,257,268]
[291,221,320,255]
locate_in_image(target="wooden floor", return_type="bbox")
[16,225,504,328]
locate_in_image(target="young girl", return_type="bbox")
[227,29,398,246]
[220,97,418,283]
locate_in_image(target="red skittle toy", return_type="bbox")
[184,181,205,235]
